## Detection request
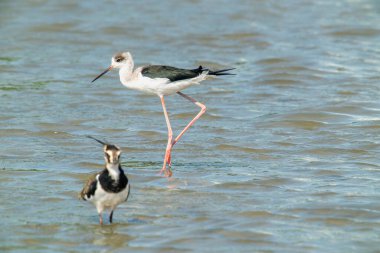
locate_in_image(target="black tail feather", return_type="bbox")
[208,68,236,76]
[192,66,235,76]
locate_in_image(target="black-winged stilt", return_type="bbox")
[92,52,234,177]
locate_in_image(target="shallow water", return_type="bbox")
[1,0,380,252]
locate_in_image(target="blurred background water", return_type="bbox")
[1,0,380,252]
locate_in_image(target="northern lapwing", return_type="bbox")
[79,136,130,225]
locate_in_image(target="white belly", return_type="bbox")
[121,72,208,96]
[89,183,130,212]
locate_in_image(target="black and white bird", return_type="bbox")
[79,136,130,225]
[92,52,234,177]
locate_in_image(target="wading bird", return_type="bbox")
[80,136,130,225]
[92,52,234,177]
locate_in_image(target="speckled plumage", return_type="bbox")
[80,172,98,200]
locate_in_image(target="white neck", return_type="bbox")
[119,59,134,85]
[106,163,120,181]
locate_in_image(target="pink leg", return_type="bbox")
[159,95,173,177]
[164,92,206,167]
[158,93,206,177]
[172,92,206,146]
[99,214,103,225]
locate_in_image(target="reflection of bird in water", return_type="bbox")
[92,225,134,248]
[79,136,130,225]
[92,51,235,177]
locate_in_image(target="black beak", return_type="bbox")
[91,66,112,83]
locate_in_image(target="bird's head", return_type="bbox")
[87,136,121,165]
[92,51,133,83]
[111,52,132,68]
[103,144,121,165]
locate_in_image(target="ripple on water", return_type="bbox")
[304,147,369,156]
[31,131,73,138]
[215,144,274,154]
[328,28,380,37]
[275,120,326,130]
[214,177,292,192]
[137,130,162,138]
[0,129,32,136]
[289,207,380,223]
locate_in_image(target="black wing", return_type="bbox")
[79,173,98,200]
[125,184,131,202]
[141,65,204,82]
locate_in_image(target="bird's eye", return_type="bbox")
[116,58,122,62]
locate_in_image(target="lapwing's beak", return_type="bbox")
[92,66,113,83]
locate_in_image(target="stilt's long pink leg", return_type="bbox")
[164,92,206,167]
[173,92,206,146]
[159,95,173,177]
[159,92,206,177]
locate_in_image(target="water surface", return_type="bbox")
[1,0,380,252]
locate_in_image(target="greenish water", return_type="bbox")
[1,0,380,252]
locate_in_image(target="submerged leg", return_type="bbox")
[97,206,104,225]
[109,210,114,223]
[159,95,173,177]
[98,213,103,225]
